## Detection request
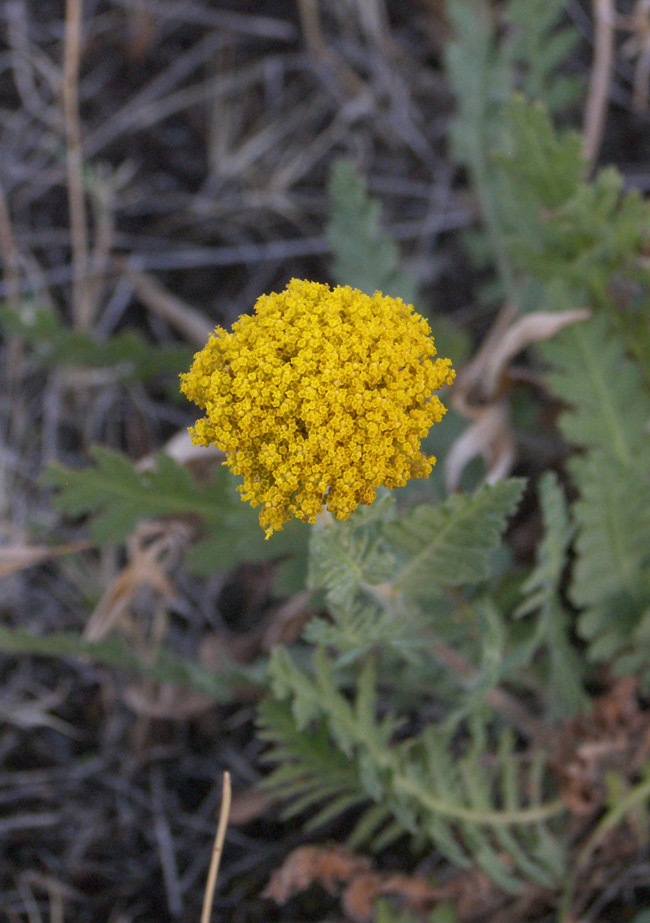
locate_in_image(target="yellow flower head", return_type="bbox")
[181,279,455,537]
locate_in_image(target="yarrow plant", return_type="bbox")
[180,279,455,536]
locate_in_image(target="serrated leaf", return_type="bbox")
[496,98,650,306]
[569,452,650,609]
[44,446,220,543]
[516,472,573,618]
[307,494,396,610]
[505,0,581,108]
[387,480,525,600]
[541,313,650,464]
[515,472,585,715]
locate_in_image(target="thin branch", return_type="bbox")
[63,0,92,329]
[583,0,616,169]
[116,258,214,346]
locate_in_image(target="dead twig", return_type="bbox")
[117,258,214,346]
[583,0,616,169]
[297,0,367,96]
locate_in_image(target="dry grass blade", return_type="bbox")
[0,539,91,579]
[200,771,231,923]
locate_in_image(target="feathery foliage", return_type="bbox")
[496,97,650,309]
[445,0,581,303]
[260,647,566,893]
[515,472,585,716]
[387,479,525,600]
[540,317,650,677]
[303,481,524,664]
[448,0,650,689]
[326,159,418,303]
[505,0,581,110]
[44,446,308,579]
[258,476,574,893]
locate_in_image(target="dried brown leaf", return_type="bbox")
[84,520,191,642]
[480,310,591,398]
[447,308,590,490]
[263,845,372,904]
[552,677,650,816]
[445,400,515,493]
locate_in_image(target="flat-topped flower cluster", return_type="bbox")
[181,279,454,537]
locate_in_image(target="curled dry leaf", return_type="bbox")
[480,310,591,399]
[445,401,515,493]
[446,307,590,491]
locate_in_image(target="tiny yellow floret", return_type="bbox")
[180,279,455,537]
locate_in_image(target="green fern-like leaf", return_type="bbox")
[570,452,650,611]
[541,315,650,674]
[542,313,650,462]
[446,0,580,303]
[307,494,396,611]
[496,97,650,307]
[260,646,566,892]
[43,446,308,575]
[442,597,508,729]
[258,696,367,829]
[304,484,524,658]
[515,472,585,715]
[386,480,525,600]
[446,0,517,302]
[505,0,582,110]
[326,159,418,303]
